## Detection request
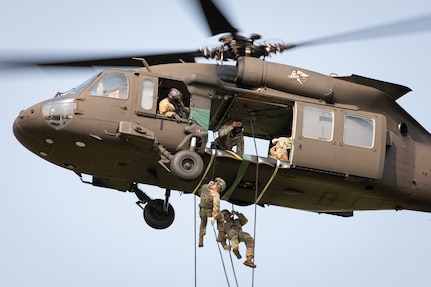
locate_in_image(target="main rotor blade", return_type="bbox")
[0,50,203,68]
[294,13,431,49]
[197,0,238,36]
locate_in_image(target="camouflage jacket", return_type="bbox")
[222,212,248,234]
[198,184,220,219]
[214,124,244,153]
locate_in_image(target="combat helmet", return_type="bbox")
[168,88,182,101]
[215,177,226,191]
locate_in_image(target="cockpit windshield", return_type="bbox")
[60,74,98,96]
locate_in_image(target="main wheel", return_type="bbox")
[170,150,204,181]
[143,199,175,229]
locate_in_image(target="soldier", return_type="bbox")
[159,88,190,119]
[220,209,256,268]
[269,136,292,161]
[197,177,227,247]
[212,121,244,153]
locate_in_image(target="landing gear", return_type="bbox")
[154,140,204,181]
[143,198,175,229]
[170,149,204,181]
[130,183,175,229]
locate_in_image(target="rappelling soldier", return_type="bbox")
[197,177,227,247]
[219,209,256,268]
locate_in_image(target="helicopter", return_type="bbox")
[9,0,431,231]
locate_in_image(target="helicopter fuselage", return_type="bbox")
[13,57,431,216]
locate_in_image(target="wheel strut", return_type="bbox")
[129,182,175,229]
[164,188,171,213]
[129,182,151,209]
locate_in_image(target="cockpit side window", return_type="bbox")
[141,79,155,110]
[88,72,129,99]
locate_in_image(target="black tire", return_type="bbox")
[143,199,175,229]
[170,150,204,181]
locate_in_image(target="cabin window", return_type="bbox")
[141,79,155,110]
[302,106,334,141]
[88,72,128,99]
[343,114,375,148]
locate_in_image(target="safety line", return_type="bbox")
[212,225,232,287]
[255,160,280,204]
[247,112,258,287]
[192,148,216,194]
[194,195,197,287]
[229,250,239,287]
[228,202,241,287]
[225,149,244,160]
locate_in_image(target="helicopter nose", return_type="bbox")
[12,103,44,155]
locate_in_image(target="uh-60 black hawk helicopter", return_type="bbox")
[10,0,431,230]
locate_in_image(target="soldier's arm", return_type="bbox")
[159,100,175,117]
[217,124,233,137]
[237,136,245,153]
[211,191,220,219]
[236,212,248,226]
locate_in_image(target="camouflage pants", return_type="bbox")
[226,229,255,257]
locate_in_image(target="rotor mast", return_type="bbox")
[201,33,296,61]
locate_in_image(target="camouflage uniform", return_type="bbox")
[213,123,244,153]
[220,210,256,268]
[198,181,225,247]
[269,137,292,161]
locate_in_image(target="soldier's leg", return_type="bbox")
[242,232,255,257]
[198,212,208,247]
[230,233,241,259]
[215,212,224,242]
[240,232,256,268]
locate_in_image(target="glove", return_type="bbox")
[231,210,237,215]
[232,121,242,128]
[223,245,232,251]
[210,217,215,225]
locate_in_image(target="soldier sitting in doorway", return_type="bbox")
[269,136,292,161]
[212,121,245,153]
[159,88,190,119]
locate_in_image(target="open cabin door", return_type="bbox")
[290,102,386,179]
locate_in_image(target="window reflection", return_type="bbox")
[344,114,375,148]
[302,106,334,141]
[88,72,128,99]
[141,79,154,110]
[42,97,76,129]
[61,74,97,96]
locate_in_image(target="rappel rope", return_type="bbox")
[247,112,259,287]
[194,131,233,287]
[194,122,261,286]
[209,131,239,287]
[213,225,238,286]
[194,196,233,287]
[194,195,197,287]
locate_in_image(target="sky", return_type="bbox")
[1,1,431,286]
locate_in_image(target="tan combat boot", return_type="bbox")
[233,248,242,259]
[244,255,256,268]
